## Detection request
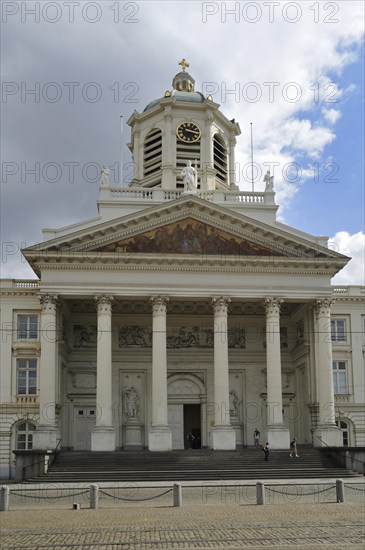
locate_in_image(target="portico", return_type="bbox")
[27,284,342,452]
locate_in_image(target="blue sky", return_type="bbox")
[1,0,364,284]
[285,45,364,238]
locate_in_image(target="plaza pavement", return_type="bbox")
[1,478,364,549]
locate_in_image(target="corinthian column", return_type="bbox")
[149,296,172,451]
[313,299,342,447]
[91,295,115,451]
[33,294,61,450]
[211,297,236,450]
[264,298,290,449]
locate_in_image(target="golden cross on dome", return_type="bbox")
[178,58,190,72]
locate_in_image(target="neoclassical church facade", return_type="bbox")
[1,62,364,478]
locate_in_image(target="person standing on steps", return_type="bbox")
[254,428,261,448]
[289,438,299,457]
[187,432,195,449]
[263,442,270,461]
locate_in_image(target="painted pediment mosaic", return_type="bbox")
[97,218,282,257]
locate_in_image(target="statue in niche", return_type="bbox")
[181,160,197,193]
[263,170,274,192]
[100,165,110,186]
[123,386,140,419]
[229,389,240,419]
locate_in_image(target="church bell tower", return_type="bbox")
[127,59,241,192]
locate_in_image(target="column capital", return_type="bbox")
[264,297,283,316]
[39,294,58,312]
[314,298,334,318]
[211,296,231,314]
[95,295,114,314]
[150,296,169,314]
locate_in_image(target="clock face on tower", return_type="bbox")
[176,122,201,143]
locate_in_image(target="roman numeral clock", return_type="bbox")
[176,122,201,143]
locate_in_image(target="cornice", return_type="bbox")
[32,257,344,275]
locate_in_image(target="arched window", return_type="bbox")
[143,128,162,181]
[16,422,36,450]
[335,419,349,446]
[213,134,227,185]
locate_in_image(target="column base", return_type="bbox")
[313,426,343,447]
[91,427,116,451]
[33,426,60,451]
[148,426,172,451]
[266,425,290,449]
[212,426,236,450]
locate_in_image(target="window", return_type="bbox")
[332,361,348,394]
[331,319,346,342]
[17,315,38,340]
[143,128,162,180]
[17,359,37,395]
[16,423,36,450]
[213,134,227,184]
[335,420,349,446]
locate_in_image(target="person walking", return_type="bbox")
[263,442,270,461]
[253,428,261,448]
[289,438,299,457]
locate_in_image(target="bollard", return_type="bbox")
[336,479,345,503]
[90,483,99,509]
[72,503,80,510]
[0,486,10,512]
[256,482,265,505]
[173,483,182,507]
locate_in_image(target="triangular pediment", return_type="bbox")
[22,195,349,276]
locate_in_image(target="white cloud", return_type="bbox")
[322,108,342,124]
[331,231,365,285]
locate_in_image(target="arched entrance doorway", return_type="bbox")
[167,373,206,449]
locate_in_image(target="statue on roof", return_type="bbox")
[100,165,110,186]
[181,160,197,194]
[263,170,274,192]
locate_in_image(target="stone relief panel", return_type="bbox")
[117,325,245,349]
[167,326,213,348]
[119,326,152,347]
[73,325,98,348]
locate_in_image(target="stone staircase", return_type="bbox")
[25,447,361,483]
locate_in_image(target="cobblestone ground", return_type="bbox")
[1,481,365,549]
[1,502,364,549]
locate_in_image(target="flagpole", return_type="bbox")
[250,122,254,192]
[120,116,123,186]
